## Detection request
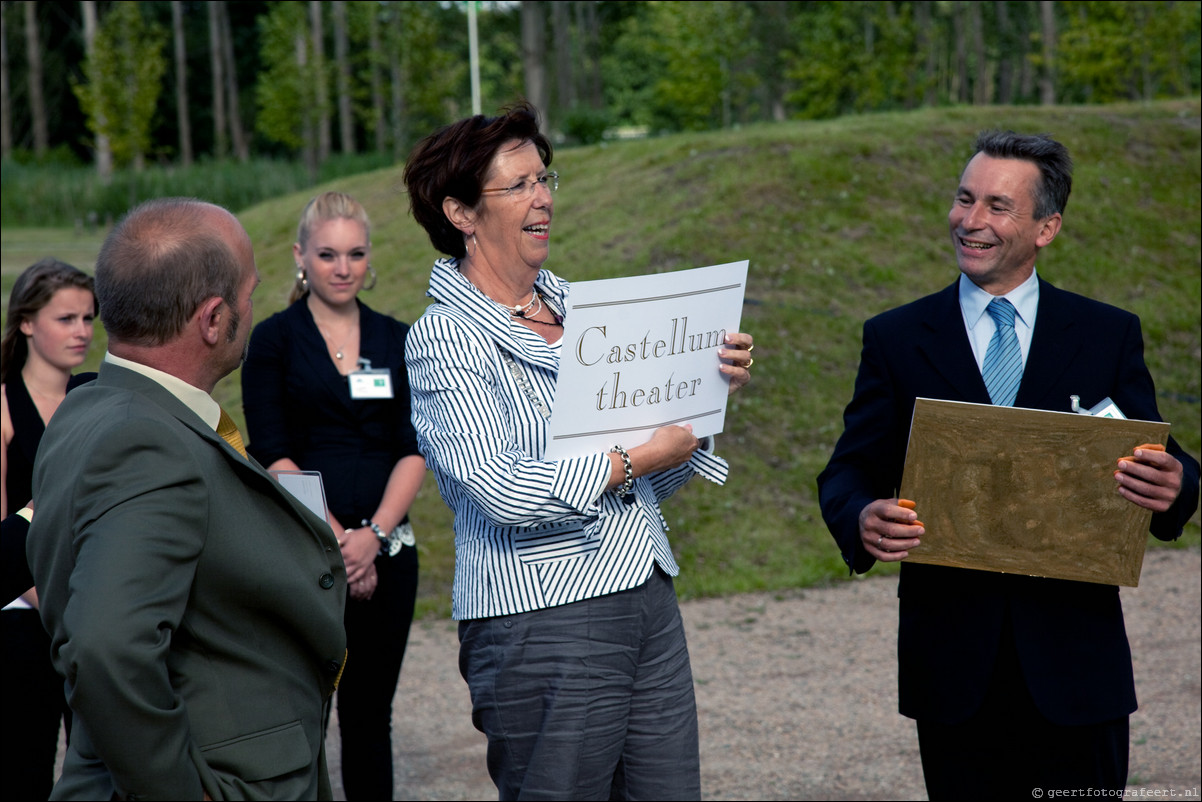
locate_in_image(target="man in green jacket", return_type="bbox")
[28,198,348,801]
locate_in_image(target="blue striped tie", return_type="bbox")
[982,298,1022,406]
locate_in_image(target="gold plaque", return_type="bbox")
[899,398,1170,586]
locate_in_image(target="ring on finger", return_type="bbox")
[747,344,755,353]
[746,357,754,368]
[877,535,883,548]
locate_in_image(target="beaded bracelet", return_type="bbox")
[362,519,388,545]
[611,445,633,496]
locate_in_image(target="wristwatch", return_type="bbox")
[362,519,409,557]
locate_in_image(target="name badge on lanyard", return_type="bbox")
[348,358,394,400]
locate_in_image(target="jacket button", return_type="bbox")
[325,659,341,675]
[319,573,335,589]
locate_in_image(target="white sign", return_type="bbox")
[543,260,748,460]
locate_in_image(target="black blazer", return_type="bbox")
[818,278,1199,726]
[241,299,421,526]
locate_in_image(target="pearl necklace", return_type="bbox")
[506,291,539,318]
[486,287,563,325]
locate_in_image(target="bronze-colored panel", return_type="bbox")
[899,398,1170,586]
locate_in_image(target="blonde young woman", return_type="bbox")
[240,192,425,800]
[0,258,97,800]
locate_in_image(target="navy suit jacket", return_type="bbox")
[818,277,1199,726]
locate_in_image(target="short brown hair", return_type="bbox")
[403,101,552,257]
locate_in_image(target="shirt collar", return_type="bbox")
[103,351,222,430]
[425,257,569,367]
[959,270,1040,331]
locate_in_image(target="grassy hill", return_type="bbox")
[5,100,1199,618]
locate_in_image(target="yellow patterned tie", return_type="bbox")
[217,408,248,458]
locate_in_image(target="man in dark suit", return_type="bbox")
[817,131,1199,799]
[27,198,348,800]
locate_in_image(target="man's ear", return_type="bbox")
[196,296,226,346]
[1036,213,1062,248]
[442,196,476,235]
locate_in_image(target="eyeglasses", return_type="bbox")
[480,172,559,199]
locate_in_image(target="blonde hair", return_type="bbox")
[290,191,372,304]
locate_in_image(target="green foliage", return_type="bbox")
[602,1,763,133]
[784,2,860,119]
[4,145,84,169]
[72,2,168,169]
[561,107,612,146]
[0,153,395,228]
[255,0,474,158]
[600,7,666,130]
[648,1,757,131]
[784,1,924,119]
[388,1,472,142]
[256,2,315,151]
[476,4,525,114]
[1058,1,1202,102]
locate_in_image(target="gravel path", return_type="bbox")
[326,546,1201,800]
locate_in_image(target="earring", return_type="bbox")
[364,265,378,291]
[295,265,308,291]
[465,233,477,259]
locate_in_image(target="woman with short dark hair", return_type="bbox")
[402,102,757,800]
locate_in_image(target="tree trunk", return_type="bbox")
[1039,0,1055,105]
[551,1,572,116]
[1018,0,1036,100]
[970,0,989,104]
[81,1,112,180]
[219,3,248,161]
[171,0,193,166]
[333,0,354,154]
[521,1,548,131]
[311,0,330,163]
[208,1,227,158]
[368,3,385,154]
[582,0,603,109]
[389,3,406,162]
[1135,2,1151,100]
[23,0,46,157]
[916,0,938,107]
[296,27,317,182]
[1,7,12,160]
[953,2,968,103]
[994,1,1011,104]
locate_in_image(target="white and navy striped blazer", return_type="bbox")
[405,258,729,620]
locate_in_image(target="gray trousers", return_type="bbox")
[458,566,701,801]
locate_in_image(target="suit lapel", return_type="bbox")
[914,282,992,404]
[911,278,1083,409]
[99,363,257,466]
[1016,278,1080,409]
[98,363,331,537]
